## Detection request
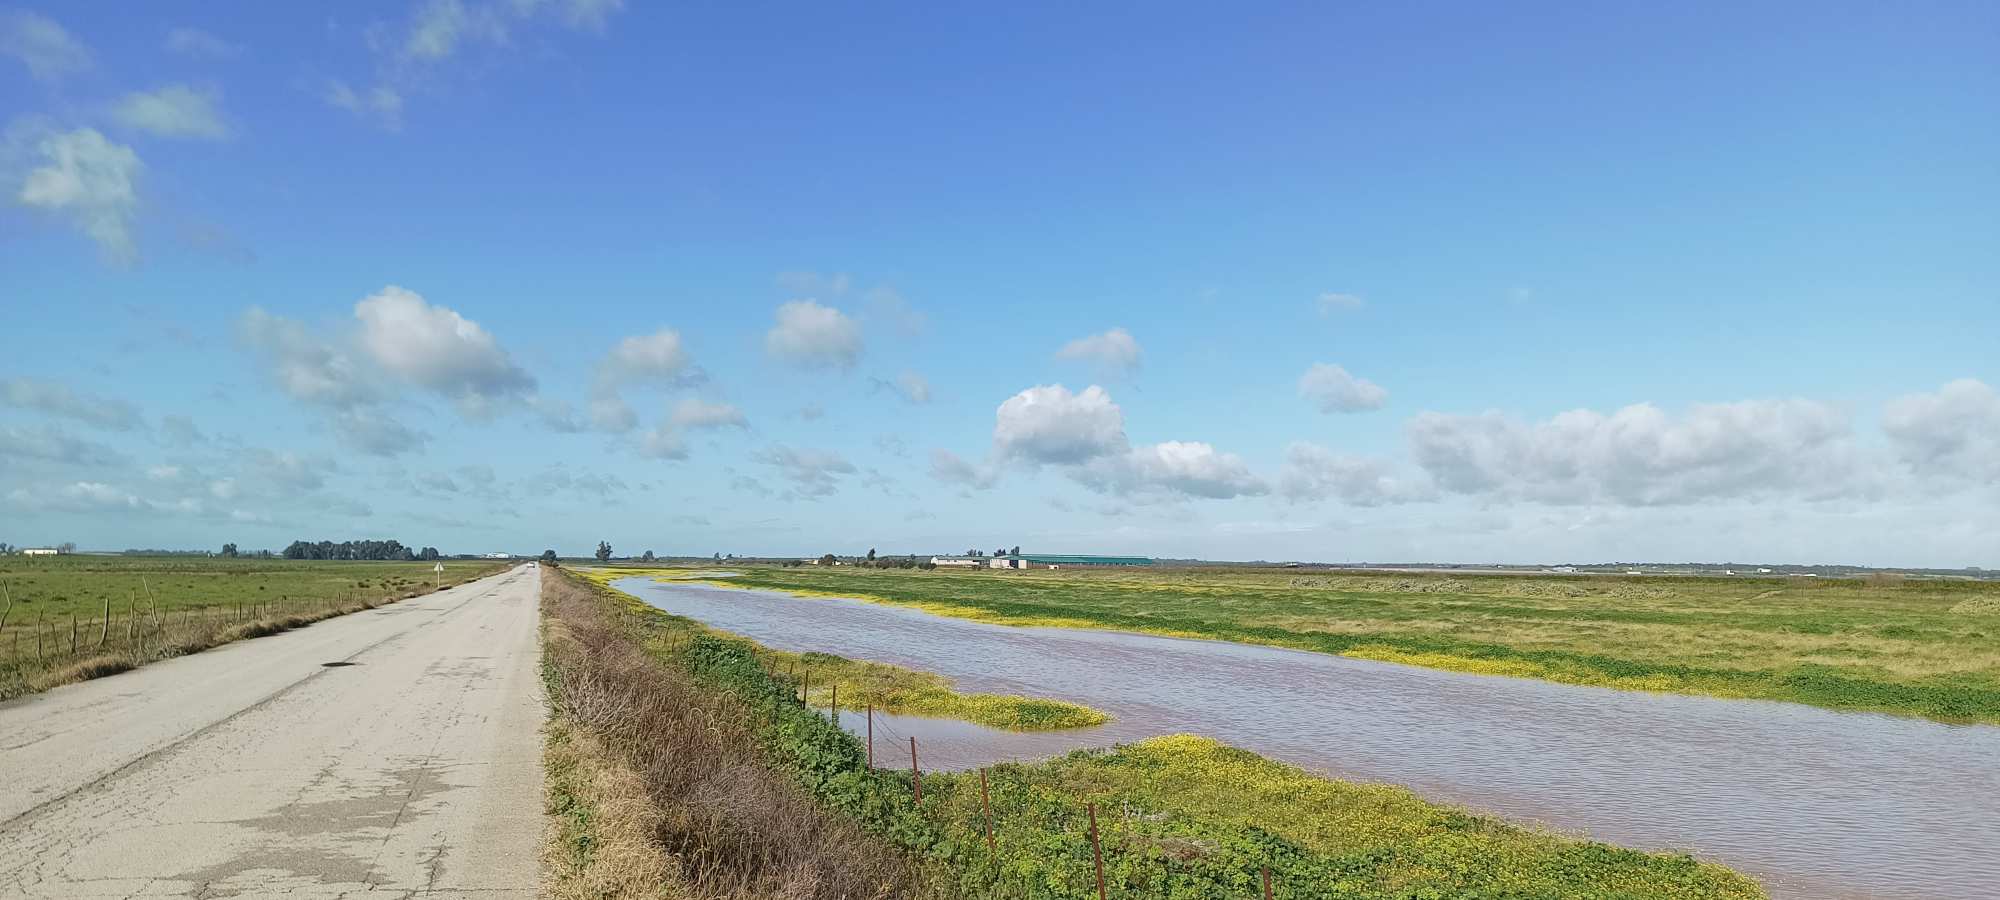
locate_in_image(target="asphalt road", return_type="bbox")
[0,564,546,899]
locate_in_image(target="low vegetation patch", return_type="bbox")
[546,566,1765,899]
[699,567,2000,724]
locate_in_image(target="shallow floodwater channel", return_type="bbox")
[618,577,2000,899]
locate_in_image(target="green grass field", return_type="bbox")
[0,554,503,698]
[688,565,2000,724]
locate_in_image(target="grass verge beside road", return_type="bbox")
[689,566,2000,725]
[545,565,1765,898]
[0,555,502,700]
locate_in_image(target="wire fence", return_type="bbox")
[789,660,1290,899]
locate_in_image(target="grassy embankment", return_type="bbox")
[687,566,2000,724]
[579,567,1107,730]
[0,554,503,700]
[544,566,1763,899]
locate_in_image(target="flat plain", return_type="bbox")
[694,565,2000,724]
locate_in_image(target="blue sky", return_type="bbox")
[4,1,1997,565]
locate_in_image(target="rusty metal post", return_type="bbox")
[1263,866,1273,899]
[909,736,922,802]
[1088,802,1106,900]
[979,768,996,853]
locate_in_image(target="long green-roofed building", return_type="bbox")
[1005,554,1151,567]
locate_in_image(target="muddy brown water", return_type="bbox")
[620,577,2000,899]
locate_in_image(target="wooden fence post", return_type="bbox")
[866,704,874,768]
[1263,866,1273,899]
[909,737,922,802]
[830,683,838,721]
[1088,802,1106,900]
[980,768,997,853]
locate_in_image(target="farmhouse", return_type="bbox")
[21,547,59,556]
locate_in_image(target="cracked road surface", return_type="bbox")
[0,564,546,899]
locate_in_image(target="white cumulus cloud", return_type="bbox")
[1407,398,1864,505]
[1298,363,1387,413]
[1078,441,1269,500]
[670,398,747,430]
[599,328,698,387]
[1,376,141,430]
[111,84,231,140]
[15,128,143,263]
[1278,442,1432,506]
[755,445,855,498]
[993,384,1127,464]
[353,285,535,416]
[766,300,862,370]
[1055,328,1142,377]
[1,9,89,81]
[1883,378,2000,485]
[238,307,380,409]
[164,27,238,58]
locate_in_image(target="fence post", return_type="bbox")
[866,704,874,768]
[830,683,838,722]
[909,737,922,802]
[1263,866,1273,900]
[1088,802,1106,900]
[980,768,996,853]
[802,667,810,706]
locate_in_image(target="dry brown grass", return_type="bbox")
[540,567,934,900]
[546,719,684,900]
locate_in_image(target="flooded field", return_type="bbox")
[621,577,2000,900]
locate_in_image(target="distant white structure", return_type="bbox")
[21,548,58,556]
[1625,569,1643,575]
[1757,568,1773,574]
[989,557,1029,569]
[931,557,983,568]
[483,552,512,559]
[1551,565,1577,574]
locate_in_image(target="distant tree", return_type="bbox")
[57,541,78,554]
[596,541,613,562]
[641,550,656,562]
[714,552,722,561]
[820,553,837,566]
[1010,545,1021,556]
[995,547,1006,558]
[540,549,558,565]
[867,548,876,561]
[220,543,239,558]
[419,547,441,561]
[0,542,14,555]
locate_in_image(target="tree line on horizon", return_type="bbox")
[276,539,442,561]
